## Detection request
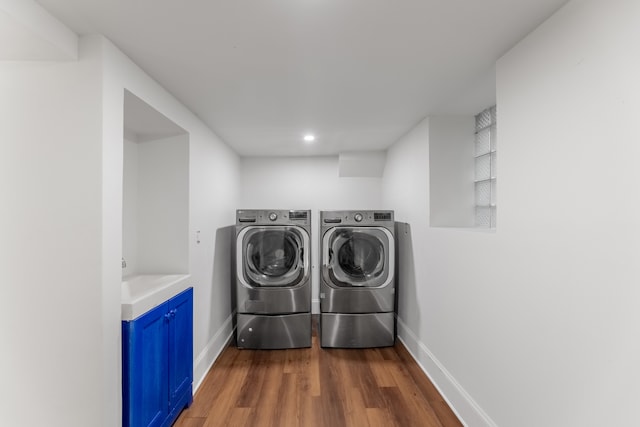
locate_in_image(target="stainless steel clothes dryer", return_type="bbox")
[235,209,311,349]
[320,210,396,348]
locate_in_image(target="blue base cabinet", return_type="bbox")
[122,288,193,427]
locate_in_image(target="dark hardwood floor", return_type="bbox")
[175,319,462,427]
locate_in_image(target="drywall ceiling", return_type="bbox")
[36,0,568,156]
[124,90,186,142]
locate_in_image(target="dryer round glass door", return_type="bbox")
[242,227,307,287]
[324,227,394,288]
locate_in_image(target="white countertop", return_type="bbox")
[121,274,191,321]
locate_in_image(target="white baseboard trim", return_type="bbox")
[312,298,320,314]
[193,312,235,393]
[397,318,497,427]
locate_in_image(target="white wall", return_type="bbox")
[1,32,240,425]
[0,38,105,426]
[0,0,78,61]
[429,116,476,227]
[383,0,640,425]
[137,135,189,274]
[240,156,384,312]
[101,35,241,410]
[382,117,430,337]
[338,151,387,177]
[122,137,139,275]
[123,134,190,276]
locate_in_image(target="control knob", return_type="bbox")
[354,213,363,222]
[268,212,278,221]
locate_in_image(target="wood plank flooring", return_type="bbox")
[175,319,462,427]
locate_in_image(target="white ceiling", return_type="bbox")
[123,90,186,142]
[36,0,568,156]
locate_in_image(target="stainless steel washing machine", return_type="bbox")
[235,209,311,349]
[320,210,396,348]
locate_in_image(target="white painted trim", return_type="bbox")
[312,298,320,314]
[397,318,497,427]
[193,312,235,393]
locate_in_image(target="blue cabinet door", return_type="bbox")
[122,287,193,427]
[122,302,170,427]
[168,288,193,406]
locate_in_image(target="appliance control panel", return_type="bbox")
[236,209,310,225]
[322,210,394,226]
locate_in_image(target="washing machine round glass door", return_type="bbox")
[242,226,307,287]
[326,227,393,288]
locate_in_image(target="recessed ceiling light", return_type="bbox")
[303,134,315,142]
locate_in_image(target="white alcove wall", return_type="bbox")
[429,115,476,228]
[123,133,189,275]
[123,91,189,276]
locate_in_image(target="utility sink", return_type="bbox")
[121,274,191,321]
